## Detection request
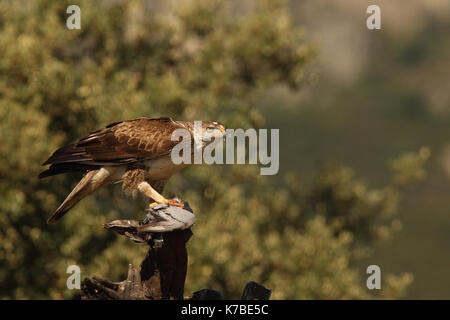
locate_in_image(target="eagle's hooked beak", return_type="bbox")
[219,126,226,141]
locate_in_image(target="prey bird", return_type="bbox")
[39,117,225,224]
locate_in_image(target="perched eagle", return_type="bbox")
[39,117,225,224]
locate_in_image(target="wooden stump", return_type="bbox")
[80,200,272,300]
[82,227,192,300]
[140,229,192,299]
[81,201,194,300]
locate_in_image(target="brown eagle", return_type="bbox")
[39,117,225,224]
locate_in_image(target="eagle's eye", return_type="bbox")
[206,126,216,133]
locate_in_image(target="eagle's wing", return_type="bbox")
[39,117,184,178]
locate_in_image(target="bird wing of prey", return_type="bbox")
[39,117,184,178]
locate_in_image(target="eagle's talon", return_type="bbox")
[149,202,159,208]
[168,199,184,208]
[149,199,183,209]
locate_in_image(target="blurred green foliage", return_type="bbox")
[0,0,427,299]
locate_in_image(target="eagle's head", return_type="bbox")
[178,120,226,149]
[200,121,226,142]
[181,120,225,140]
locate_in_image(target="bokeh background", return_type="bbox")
[0,0,448,299]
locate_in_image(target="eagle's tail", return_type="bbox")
[39,163,98,179]
[47,169,109,224]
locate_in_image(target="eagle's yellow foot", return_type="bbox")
[149,202,159,208]
[149,199,184,208]
[168,199,185,208]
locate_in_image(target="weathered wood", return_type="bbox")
[188,289,223,300]
[140,229,192,299]
[80,199,272,300]
[81,228,192,300]
[81,200,194,300]
[81,264,145,300]
[241,281,272,300]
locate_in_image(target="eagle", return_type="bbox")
[39,117,225,224]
